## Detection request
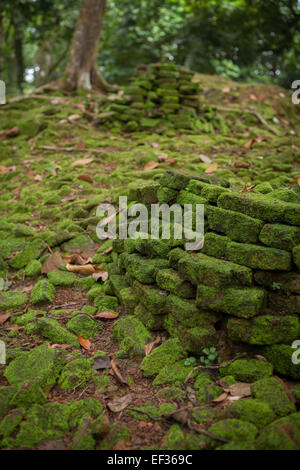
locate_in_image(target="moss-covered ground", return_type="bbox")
[0,72,300,450]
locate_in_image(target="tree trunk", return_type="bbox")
[13,22,24,93]
[60,0,115,92]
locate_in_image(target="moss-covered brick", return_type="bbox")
[30,279,55,304]
[9,239,46,269]
[157,186,177,204]
[196,284,265,318]
[208,419,258,447]
[262,344,300,379]
[162,424,185,450]
[66,313,99,338]
[112,315,152,357]
[291,384,300,401]
[256,412,300,450]
[25,259,42,277]
[201,233,229,258]
[228,315,299,345]
[206,205,263,243]
[127,401,176,422]
[176,189,207,207]
[87,284,104,301]
[259,223,300,251]
[251,377,296,417]
[75,276,96,290]
[15,309,45,326]
[109,274,129,299]
[226,240,291,271]
[4,345,66,389]
[117,287,138,314]
[268,291,300,315]
[159,171,191,190]
[47,269,76,287]
[168,247,189,268]
[35,317,80,347]
[225,399,275,427]
[152,359,197,386]
[133,281,168,314]
[156,268,195,298]
[193,372,223,404]
[134,238,170,259]
[58,358,92,390]
[254,271,300,294]
[128,181,159,204]
[0,408,24,438]
[219,359,273,382]
[134,303,165,330]
[179,253,252,288]
[140,338,187,377]
[293,245,300,270]
[10,382,47,408]
[122,253,169,284]
[0,289,27,311]
[165,295,218,327]
[94,294,119,311]
[283,203,300,226]
[218,192,286,223]
[179,325,217,354]
[189,181,230,204]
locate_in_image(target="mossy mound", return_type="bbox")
[140,338,187,377]
[112,315,152,357]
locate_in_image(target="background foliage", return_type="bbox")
[1,0,299,95]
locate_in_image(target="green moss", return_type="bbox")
[253,182,273,194]
[30,279,55,304]
[9,239,46,269]
[192,407,220,425]
[220,359,273,382]
[117,287,138,313]
[66,313,99,338]
[251,377,296,416]
[0,408,24,438]
[206,205,263,243]
[47,269,76,286]
[259,223,300,251]
[87,284,104,301]
[290,384,300,401]
[165,295,218,327]
[179,325,217,354]
[225,399,275,427]
[262,344,300,379]
[11,382,47,408]
[179,253,252,288]
[226,240,291,271]
[152,359,197,386]
[4,345,66,389]
[0,289,27,311]
[194,372,223,403]
[25,259,42,277]
[201,233,229,258]
[35,317,79,347]
[94,294,119,311]
[120,253,169,284]
[197,284,265,318]
[58,358,92,390]
[162,424,185,450]
[155,386,185,401]
[254,270,300,294]
[141,338,187,377]
[133,281,168,315]
[98,423,131,450]
[127,402,176,421]
[228,315,299,345]
[156,268,195,298]
[134,303,165,330]
[112,315,152,357]
[256,412,300,450]
[208,419,258,447]
[75,276,96,290]
[293,245,300,270]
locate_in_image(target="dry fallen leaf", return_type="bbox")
[144,336,161,356]
[77,334,91,350]
[157,153,168,162]
[102,246,113,255]
[224,382,251,398]
[144,161,159,170]
[107,394,132,413]
[222,87,230,93]
[205,163,218,174]
[41,252,64,274]
[0,313,11,325]
[94,311,119,319]
[151,142,159,149]
[92,269,109,282]
[0,165,8,174]
[111,358,127,384]
[212,392,229,403]
[77,174,94,184]
[6,126,20,137]
[234,160,251,169]
[67,253,87,265]
[199,154,212,164]
[48,344,72,350]
[66,263,95,274]
[22,285,33,293]
[70,157,94,167]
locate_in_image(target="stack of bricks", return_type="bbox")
[107,63,204,132]
[108,170,300,379]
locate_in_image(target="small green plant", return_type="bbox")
[184,356,197,367]
[200,347,220,366]
[272,282,281,291]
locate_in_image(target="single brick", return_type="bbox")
[218,192,285,222]
[178,253,252,288]
[133,280,168,315]
[293,245,300,270]
[156,268,195,298]
[196,284,265,318]
[226,241,291,271]
[259,223,300,251]
[201,233,229,258]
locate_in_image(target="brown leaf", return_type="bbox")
[244,138,256,149]
[169,158,177,165]
[66,263,95,274]
[249,94,258,101]
[70,157,93,167]
[77,334,91,350]
[240,184,256,193]
[222,87,230,93]
[205,163,218,174]
[199,154,212,164]
[111,358,127,384]
[41,252,64,274]
[297,177,300,187]
[94,311,119,319]
[234,160,250,169]
[102,246,113,255]
[0,165,8,174]
[157,153,168,162]
[48,344,72,350]
[67,253,86,265]
[92,269,109,282]
[144,161,159,170]
[254,354,268,362]
[151,142,159,149]
[78,174,94,184]
[22,285,33,293]
[213,392,229,403]
[144,336,161,356]
[0,313,11,325]
[107,394,132,412]
[6,126,19,137]
[224,382,251,398]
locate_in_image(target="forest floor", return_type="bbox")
[0,73,300,450]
